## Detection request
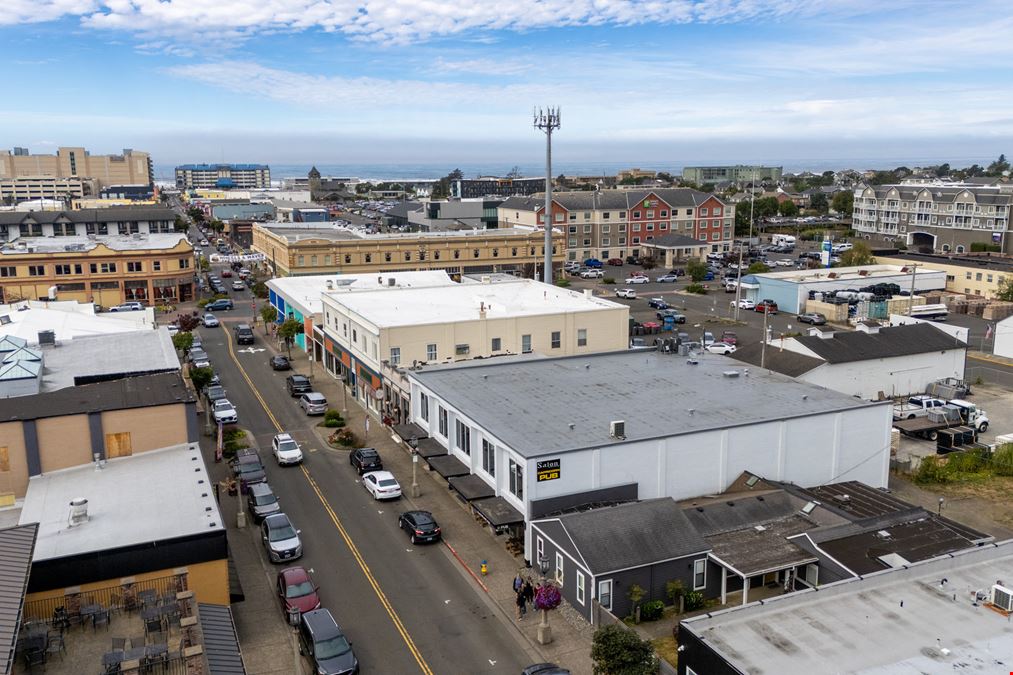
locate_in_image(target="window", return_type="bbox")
[536,536,544,564]
[453,250,460,259]
[976,272,982,281]
[344,254,352,264]
[551,331,561,349]
[420,393,429,422]
[633,211,640,219]
[491,337,501,351]
[598,580,612,610]
[601,225,610,234]
[105,432,132,458]
[427,343,437,361]
[646,210,654,218]
[602,212,610,220]
[152,261,161,271]
[365,254,372,263]
[389,347,400,365]
[127,261,143,272]
[404,251,411,261]
[701,208,708,216]
[555,553,564,585]
[473,249,479,258]
[577,329,587,347]
[509,458,523,498]
[482,438,495,476]
[511,247,517,256]
[179,258,190,269]
[434,250,440,260]
[28,265,45,276]
[583,225,592,234]
[568,225,577,233]
[385,252,392,262]
[583,211,590,220]
[693,559,706,590]
[576,572,585,605]
[0,266,15,277]
[455,420,471,455]
[619,212,626,219]
[492,248,499,258]
[965,272,972,279]
[438,407,448,437]
[521,334,532,353]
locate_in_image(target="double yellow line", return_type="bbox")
[221,326,434,675]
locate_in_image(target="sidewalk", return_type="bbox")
[276,338,596,674]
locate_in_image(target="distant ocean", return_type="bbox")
[153,156,997,183]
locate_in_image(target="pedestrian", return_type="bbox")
[513,572,523,594]
[515,587,526,620]
[522,579,535,613]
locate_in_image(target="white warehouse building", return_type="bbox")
[405,349,893,561]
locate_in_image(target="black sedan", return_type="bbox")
[398,510,442,544]
[798,312,827,325]
[270,355,291,371]
[349,447,383,475]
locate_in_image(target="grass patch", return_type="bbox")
[652,636,678,669]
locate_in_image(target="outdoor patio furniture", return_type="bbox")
[111,636,127,652]
[145,642,169,672]
[137,589,157,606]
[45,631,66,660]
[81,603,101,626]
[23,648,46,672]
[93,608,111,631]
[102,650,125,670]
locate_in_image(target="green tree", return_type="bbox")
[935,163,951,177]
[699,182,715,193]
[278,318,304,356]
[208,220,225,233]
[174,216,189,232]
[198,257,210,272]
[809,192,829,213]
[778,200,799,217]
[260,304,278,325]
[747,261,770,274]
[840,240,874,267]
[995,276,1013,302]
[591,624,659,675]
[656,171,673,183]
[186,207,205,223]
[251,281,269,299]
[987,153,1010,176]
[172,332,194,353]
[686,259,709,282]
[189,366,213,392]
[831,191,854,215]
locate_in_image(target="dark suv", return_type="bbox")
[235,324,255,345]
[298,609,358,675]
[246,482,281,522]
[286,374,312,396]
[349,448,383,475]
[230,450,267,493]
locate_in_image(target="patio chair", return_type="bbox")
[109,592,124,614]
[130,635,146,650]
[144,616,162,634]
[164,612,181,635]
[93,609,111,631]
[45,632,66,660]
[23,648,45,672]
[111,637,127,652]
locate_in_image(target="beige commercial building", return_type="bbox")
[875,252,1012,298]
[320,277,630,422]
[253,222,563,278]
[0,146,153,190]
[0,175,85,204]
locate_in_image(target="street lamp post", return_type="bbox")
[408,435,420,497]
[537,555,552,645]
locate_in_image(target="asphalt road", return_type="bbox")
[195,267,530,675]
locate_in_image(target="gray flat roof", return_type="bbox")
[39,329,179,392]
[681,541,1013,674]
[410,349,883,458]
[18,444,223,562]
[260,222,546,243]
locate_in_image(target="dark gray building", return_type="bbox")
[452,177,544,199]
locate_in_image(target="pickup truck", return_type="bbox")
[893,400,989,440]
[892,395,947,420]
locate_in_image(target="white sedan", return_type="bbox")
[625,276,650,284]
[580,269,603,279]
[271,432,304,466]
[615,288,637,299]
[362,471,402,500]
[706,342,737,355]
[731,299,755,310]
[774,259,794,267]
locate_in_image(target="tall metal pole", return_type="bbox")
[907,263,919,315]
[760,306,770,369]
[733,169,757,321]
[534,108,561,283]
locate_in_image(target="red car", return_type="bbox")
[720,331,738,345]
[755,299,778,314]
[221,270,233,278]
[606,258,624,266]
[277,566,321,616]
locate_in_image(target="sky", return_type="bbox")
[1,0,1012,170]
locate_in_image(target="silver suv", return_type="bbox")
[299,392,328,416]
[261,513,302,563]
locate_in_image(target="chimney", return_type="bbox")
[325,279,333,290]
[68,498,89,527]
[479,301,487,319]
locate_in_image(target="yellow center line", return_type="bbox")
[220,326,434,675]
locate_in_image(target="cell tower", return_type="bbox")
[533,107,561,282]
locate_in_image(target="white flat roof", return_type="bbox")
[756,264,944,284]
[0,301,155,343]
[328,278,626,328]
[267,271,454,316]
[1,233,188,254]
[19,444,223,561]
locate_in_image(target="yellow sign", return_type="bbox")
[537,459,561,482]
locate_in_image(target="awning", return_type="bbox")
[414,437,447,459]
[427,454,471,479]
[198,603,247,674]
[471,496,525,528]
[448,474,496,501]
[392,422,429,441]
[227,550,245,603]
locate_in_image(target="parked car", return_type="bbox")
[647,297,669,309]
[299,392,328,415]
[234,323,255,345]
[625,276,649,284]
[398,510,442,545]
[247,482,281,522]
[221,270,233,278]
[205,299,234,311]
[755,299,779,314]
[731,299,755,310]
[583,258,603,268]
[189,348,211,369]
[615,288,637,299]
[580,269,603,279]
[702,331,715,346]
[286,374,312,396]
[296,609,357,675]
[202,313,220,327]
[655,274,679,283]
[199,239,209,246]
[109,301,144,312]
[230,451,266,492]
[522,664,571,675]
[349,447,383,475]
[213,398,238,424]
[706,342,737,355]
[277,566,321,616]
[656,309,686,322]
[232,280,245,291]
[166,324,179,336]
[362,470,402,500]
[774,259,794,267]
[272,433,304,466]
[606,258,624,266]
[797,312,827,325]
[270,355,291,370]
[261,513,303,563]
[205,385,227,404]
[563,261,581,273]
[720,331,738,345]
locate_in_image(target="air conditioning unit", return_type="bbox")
[609,420,626,440]
[991,584,1013,612]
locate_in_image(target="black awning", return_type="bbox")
[448,474,496,501]
[415,437,446,459]
[427,454,471,479]
[471,496,525,527]
[392,422,428,441]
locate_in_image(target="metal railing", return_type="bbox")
[23,573,181,626]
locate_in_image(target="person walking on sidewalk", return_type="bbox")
[515,588,526,620]
[513,572,524,595]
[522,579,535,614]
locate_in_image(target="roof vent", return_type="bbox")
[609,420,626,440]
[38,330,56,346]
[326,279,334,290]
[754,525,766,533]
[722,370,740,378]
[876,530,892,539]
[388,277,396,287]
[833,493,851,505]
[68,498,89,527]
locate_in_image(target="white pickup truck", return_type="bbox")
[893,395,947,420]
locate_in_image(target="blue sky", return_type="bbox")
[1,0,1011,168]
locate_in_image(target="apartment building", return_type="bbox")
[452,176,544,199]
[681,165,782,184]
[0,207,176,240]
[0,176,85,204]
[252,222,563,278]
[0,146,153,189]
[175,163,271,189]
[497,188,734,261]
[853,183,1013,254]
[875,251,1013,298]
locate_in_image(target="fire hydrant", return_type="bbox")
[480,560,488,576]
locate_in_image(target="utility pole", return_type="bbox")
[760,305,770,369]
[907,263,919,315]
[733,169,757,321]
[534,107,561,283]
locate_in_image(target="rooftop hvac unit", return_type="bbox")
[609,420,626,440]
[68,498,89,527]
[991,584,1013,612]
[38,330,55,346]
